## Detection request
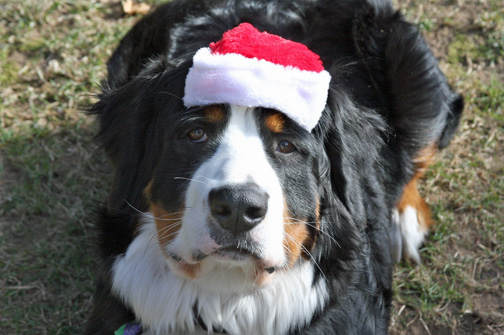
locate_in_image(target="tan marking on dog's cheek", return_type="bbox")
[265,113,285,133]
[150,203,184,246]
[284,222,309,267]
[144,181,201,278]
[283,201,310,267]
[144,180,154,200]
[125,180,156,237]
[297,198,321,261]
[204,105,225,123]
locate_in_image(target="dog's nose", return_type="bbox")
[209,184,269,234]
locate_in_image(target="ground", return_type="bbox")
[0,0,502,334]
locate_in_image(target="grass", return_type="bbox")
[0,126,110,334]
[1,0,503,334]
[0,1,136,333]
[390,2,504,333]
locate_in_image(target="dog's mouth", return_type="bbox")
[169,246,277,274]
[168,245,255,264]
[211,246,278,274]
[214,245,257,261]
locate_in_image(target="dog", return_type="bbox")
[85,0,463,334]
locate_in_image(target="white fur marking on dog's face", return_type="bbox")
[165,105,286,285]
[112,221,328,335]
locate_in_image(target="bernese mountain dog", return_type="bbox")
[85,0,463,334]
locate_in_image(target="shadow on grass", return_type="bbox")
[0,125,111,334]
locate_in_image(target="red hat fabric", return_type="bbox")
[183,23,331,131]
[209,23,325,73]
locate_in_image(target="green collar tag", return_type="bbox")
[114,324,126,335]
[114,322,141,335]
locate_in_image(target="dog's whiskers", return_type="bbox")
[124,199,153,218]
[155,210,187,218]
[157,222,182,234]
[174,176,209,184]
[159,91,183,101]
[158,229,182,241]
[125,200,188,221]
[144,224,182,255]
[153,216,184,221]
[284,232,327,281]
[144,221,182,252]
[284,217,341,249]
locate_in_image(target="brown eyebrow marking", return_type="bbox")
[204,105,226,123]
[265,112,285,133]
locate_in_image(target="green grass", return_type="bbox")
[388,1,503,334]
[0,127,110,334]
[0,1,138,333]
[1,0,503,334]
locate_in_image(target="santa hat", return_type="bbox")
[183,23,331,132]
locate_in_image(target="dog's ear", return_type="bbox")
[312,90,391,282]
[106,10,171,89]
[106,1,205,89]
[318,90,387,221]
[437,93,464,149]
[92,60,190,211]
[105,1,230,89]
[315,90,387,236]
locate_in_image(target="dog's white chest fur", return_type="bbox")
[112,221,328,335]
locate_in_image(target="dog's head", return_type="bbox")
[143,102,325,285]
[94,72,381,291]
[93,24,385,292]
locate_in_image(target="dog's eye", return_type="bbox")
[188,128,208,142]
[276,140,296,154]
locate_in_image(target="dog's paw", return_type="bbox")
[391,206,429,264]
